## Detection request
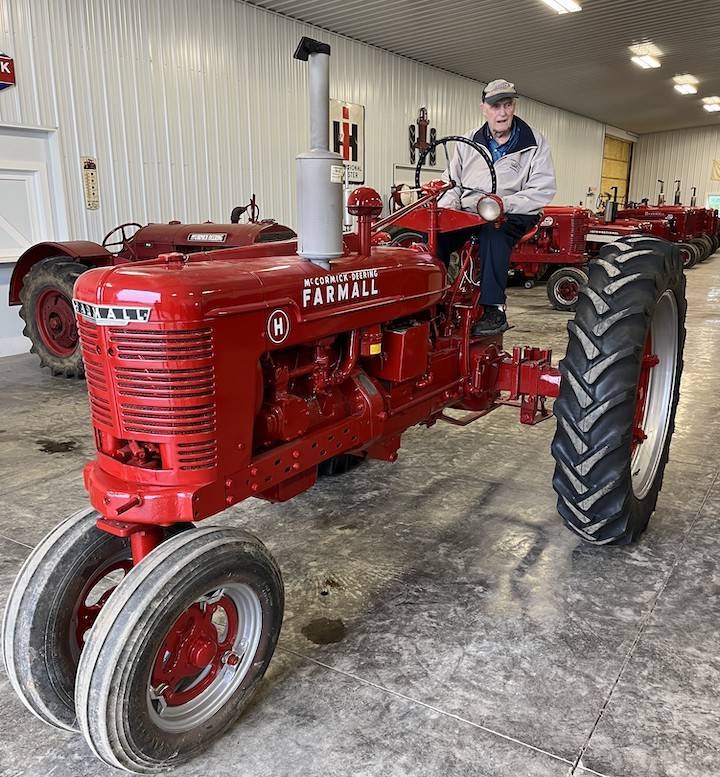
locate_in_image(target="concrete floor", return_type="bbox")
[1,259,719,777]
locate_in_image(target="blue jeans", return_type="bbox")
[440,214,540,306]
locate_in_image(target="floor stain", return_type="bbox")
[36,438,78,454]
[319,576,343,596]
[301,617,347,645]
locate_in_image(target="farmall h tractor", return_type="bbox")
[3,38,687,773]
[9,197,295,377]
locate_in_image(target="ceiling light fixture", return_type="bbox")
[703,97,720,113]
[539,0,582,14]
[673,74,699,94]
[629,43,663,69]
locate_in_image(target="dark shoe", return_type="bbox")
[471,307,509,337]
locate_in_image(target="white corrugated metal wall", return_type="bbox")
[629,126,720,207]
[0,0,606,244]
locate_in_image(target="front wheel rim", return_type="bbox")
[631,290,678,500]
[147,583,263,733]
[554,277,579,305]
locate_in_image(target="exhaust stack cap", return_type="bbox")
[294,37,331,60]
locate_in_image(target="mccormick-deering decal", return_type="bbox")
[302,268,379,308]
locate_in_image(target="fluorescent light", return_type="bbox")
[674,74,699,85]
[630,43,663,57]
[703,104,720,113]
[702,96,720,104]
[539,0,582,13]
[632,55,661,69]
[674,84,697,94]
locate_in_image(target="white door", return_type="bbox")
[0,125,65,357]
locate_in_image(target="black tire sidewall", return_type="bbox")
[6,513,128,726]
[19,258,85,377]
[553,238,686,543]
[546,267,588,311]
[89,537,283,768]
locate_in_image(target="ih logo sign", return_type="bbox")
[0,53,15,91]
[266,309,290,344]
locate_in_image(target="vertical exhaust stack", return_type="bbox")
[294,37,344,268]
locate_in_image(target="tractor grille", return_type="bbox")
[570,215,589,254]
[108,328,213,361]
[78,321,218,471]
[78,319,113,428]
[108,327,216,441]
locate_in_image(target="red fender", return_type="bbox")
[9,241,113,305]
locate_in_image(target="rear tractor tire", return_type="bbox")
[75,526,284,773]
[551,236,686,544]
[19,257,86,377]
[546,266,588,312]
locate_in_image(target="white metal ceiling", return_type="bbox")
[244,0,720,134]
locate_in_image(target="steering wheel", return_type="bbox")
[102,222,143,255]
[414,135,497,198]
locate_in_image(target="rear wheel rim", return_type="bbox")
[147,583,263,733]
[36,288,77,357]
[631,290,678,499]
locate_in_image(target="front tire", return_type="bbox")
[75,526,284,773]
[551,237,686,544]
[546,266,588,312]
[690,237,712,262]
[677,242,698,269]
[1,507,132,730]
[19,258,86,377]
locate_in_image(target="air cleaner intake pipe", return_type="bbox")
[293,37,344,267]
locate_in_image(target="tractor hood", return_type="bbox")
[73,242,445,342]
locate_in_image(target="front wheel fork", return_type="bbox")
[96,518,177,564]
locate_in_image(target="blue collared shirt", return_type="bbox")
[486,120,520,162]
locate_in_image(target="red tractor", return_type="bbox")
[616,203,719,267]
[2,38,686,773]
[9,199,295,377]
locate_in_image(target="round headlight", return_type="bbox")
[477,195,502,222]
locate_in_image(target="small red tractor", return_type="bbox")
[509,192,718,311]
[3,38,687,772]
[615,203,718,267]
[9,198,295,377]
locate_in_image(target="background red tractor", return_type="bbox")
[2,37,687,773]
[9,199,295,377]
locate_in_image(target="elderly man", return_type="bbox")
[440,79,557,335]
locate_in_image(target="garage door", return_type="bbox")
[0,126,60,356]
[600,135,633,206]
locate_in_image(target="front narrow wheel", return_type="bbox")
[1,507,131,730]
[551,237,686,544]
[75,526,283,773]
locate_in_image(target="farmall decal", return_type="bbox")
[73,299,151,325]
[0,53,15,91]
[302,268,379,308]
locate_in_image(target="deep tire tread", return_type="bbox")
[551,236,686,544]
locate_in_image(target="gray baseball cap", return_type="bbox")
[482,79,518,105]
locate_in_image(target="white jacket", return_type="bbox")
[438,117,557,215]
